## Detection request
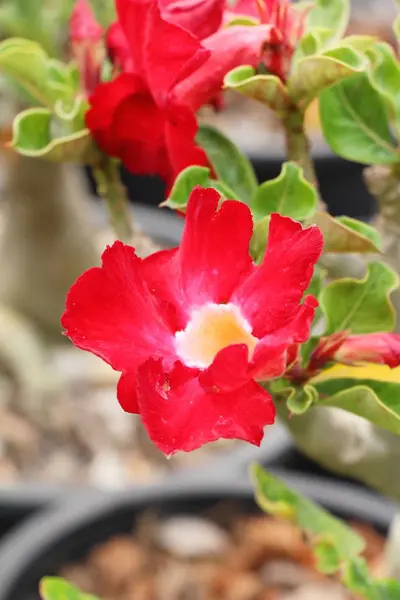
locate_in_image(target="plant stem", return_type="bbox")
[283,107,319,189]
[94,159,135,243]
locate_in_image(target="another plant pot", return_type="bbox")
[0,468,394,600]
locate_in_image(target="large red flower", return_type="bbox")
[86,0,209,187]
[62,188,323,455]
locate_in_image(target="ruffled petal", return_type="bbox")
[61,241,176,372]
[173,24,274,110]
[136,358,276,455]
[161,0,225,39]
[199,344,250,392]
[117,371,139,413]
[178,187,254,307]
[232,214,323,338]
[116,0,210,106]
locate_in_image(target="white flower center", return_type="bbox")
[175,303,258,369]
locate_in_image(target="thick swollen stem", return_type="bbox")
[283,107,319,189]
[0,155,98,341]
[364,164,400,332]
[94,159,135,243]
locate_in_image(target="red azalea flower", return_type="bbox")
[62,187,323,455]
[86,0,209,186]
[70,0,104,96]
[227,0,306,81]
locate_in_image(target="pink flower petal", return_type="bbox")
[161,0,225,39]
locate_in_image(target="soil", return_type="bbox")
[60,510,386,600]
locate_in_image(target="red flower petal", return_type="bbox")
[137,358,275,455]
[61,241,176,372]
[179,187,254,306]
[174,24,274,110]
[106,22,133,71]
[199,344,250,392]
[232,214,323,338]
[116,0,210,106]
[161,0,225,39]
[117,371,139,413]
[335,333,400,369]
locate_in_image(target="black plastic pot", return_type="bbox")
[0,466,394,600]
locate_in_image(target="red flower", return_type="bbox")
[335,333,400,369]
[106,0,276,112]
[227,0,306,81]
[86,0,209,187]
[70,0,104,96]
[62,187,323,455]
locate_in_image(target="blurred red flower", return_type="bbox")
[62,187,323,455]
[70,0,104,95]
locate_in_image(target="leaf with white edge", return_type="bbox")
[289,46,367,109]
[303,0,350,47]
[11,108,100,164]
[252,162,317,220]
[40,577,99,600]
[287,384,318,415]
[162,166,238,211]
[336,216,382,251]
[251,465,365,574]
[196,124,258,205]
[312,212,382,254]
[320,262,398,335]
[340,35,378,52]
[224,66,290,118]
[314,378,400,437]
[0,38,52,106]
[319,73,399,165]
[367,42,400,137]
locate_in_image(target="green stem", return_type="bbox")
[94,159,135,243]
[283,107,319,190]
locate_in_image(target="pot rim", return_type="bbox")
[0,468,395,600]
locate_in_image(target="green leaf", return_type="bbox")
[343,558,400,600]
[367,42,400,137]
[11,108,100,164]
[319,73,399,165]
[249,216,270,263]
[315,378,400,437]
[287,384,318,415]
[251,162,317,220]
[320,262,398,335]
[340,35,380,52]
[303,0,350,47]
[163,166,239,211]
[40,577,99,600]
[289,46,367,108]
[312,212,382,254]
[0,38,52,106]
[251,465,365,574]
[224,66,290,118]
[196,125,258,205]
[293,29,333,61]
[336,217,382,251]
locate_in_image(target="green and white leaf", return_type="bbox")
[302,0,350,48]
[312,212,382,254]
[320,261,398,335]
[224,66,290,118]
[251,162,317,220]
[289,46,368,109]
[367,42,400,139]
[314,378,400,437]
[40,577,99,600]
[11,108,100,164]
[251,464,365,574]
